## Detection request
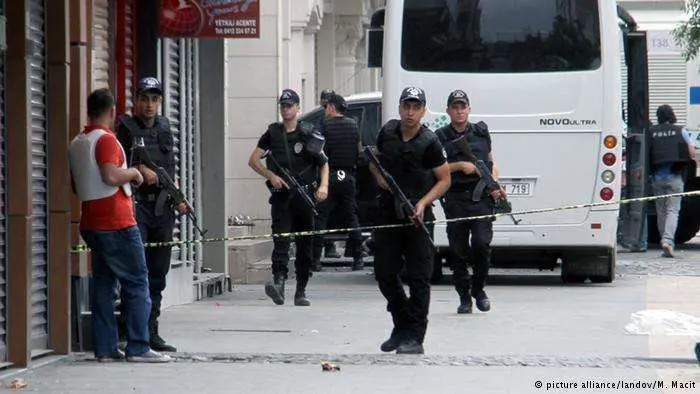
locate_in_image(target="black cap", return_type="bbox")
[325,93,347,112]
[447,89,469,106]
[320,89,335,104]
[399,86,426,105]
[278,89,300,105]
[137,77,163,95]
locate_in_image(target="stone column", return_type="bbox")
[316,12,336,100]
[302,10,322,112]
[334,15,363,96]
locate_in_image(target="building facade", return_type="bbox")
[619,0,700,128]
[221,0,384,223]
[0,0,215,367]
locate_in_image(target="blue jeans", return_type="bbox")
[81,226,152,357]
[651,174,684,247]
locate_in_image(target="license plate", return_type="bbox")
[500,182,532,197]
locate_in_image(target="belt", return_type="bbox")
[448,183,477,194]
[331,167,355,173]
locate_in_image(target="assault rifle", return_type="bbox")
[131,138,209,238]
[363,146,435,247]
[452,135,521,225]
[261,150,318,216]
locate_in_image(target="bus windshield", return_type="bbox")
[401,0,602,73]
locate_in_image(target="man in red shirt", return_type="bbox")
[68,89,171,363]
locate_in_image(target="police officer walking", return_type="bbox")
[371,87,450,354]
[649,104,696,258]
[248,89,329,306]
[116,77,188,352]
[316,88,342,260]
[312,92,365,271]
[435,90,504,314]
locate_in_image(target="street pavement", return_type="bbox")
[2,242,700,393]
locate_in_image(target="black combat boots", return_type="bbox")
[294,279,310,306]
[265,274,286,305]
[473,290,491,312]
[149,315,177,352]
[457,292,473,314]
[352,256,364,271]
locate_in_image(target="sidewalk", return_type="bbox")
[2,269,699,393]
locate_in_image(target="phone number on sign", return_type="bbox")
[534,379,696,390]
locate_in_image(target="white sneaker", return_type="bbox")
[661,243,675,258]
[126,349,173,363]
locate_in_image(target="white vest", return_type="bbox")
[69,128,132,201]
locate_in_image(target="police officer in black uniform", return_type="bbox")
[435,89,504,314]
[371,86,451,354]
[311,92,365,271]
[248,89,329,306]
[116,77,187,352]
[648,104,696,257]
[316,88,342,260]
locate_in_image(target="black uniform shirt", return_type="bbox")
[257,126,329,170]
[377,125,447,170]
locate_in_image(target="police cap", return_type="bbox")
[447,90,469,106]
[279,89,300,106]
[137,77,163,95]
[399,86,426,105]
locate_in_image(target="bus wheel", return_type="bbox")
[561,249,615,284]
[589,249,616,283]
[560,260,587,284]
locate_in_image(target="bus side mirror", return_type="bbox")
[367,8,384,68]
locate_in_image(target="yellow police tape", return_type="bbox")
[70,190,700,253]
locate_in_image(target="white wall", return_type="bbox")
[224,0,380,220]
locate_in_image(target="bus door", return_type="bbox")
[619,28,650,249]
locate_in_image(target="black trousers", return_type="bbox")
[313,170,363,262]
[270,191,315,285]
[374,207,435,344]
[442,191,494,297]
[135,200,176,318]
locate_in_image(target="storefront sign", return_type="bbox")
[159,0,260,39]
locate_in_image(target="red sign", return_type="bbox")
[159,0,260,39]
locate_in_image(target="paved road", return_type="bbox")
[2,243,699,393]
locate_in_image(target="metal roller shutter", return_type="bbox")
[0,0,6,363]
[648,54,687,126]
[92,0,113,90]
[28,0,49,351]
[184,39,195,263]
[164,39,183,263]
[191,40,202,267]
[125,0,135,112]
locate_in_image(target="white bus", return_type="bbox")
[367,0,625,283]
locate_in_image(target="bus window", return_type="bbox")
[401,0,601,73]
[358,103,381,146]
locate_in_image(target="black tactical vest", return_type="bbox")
[266,122,319,186]
[378,120,437,202]
[120,114,175,195]
[322,116,359,171]
[435,121,492,186]
[649,123,690,169]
